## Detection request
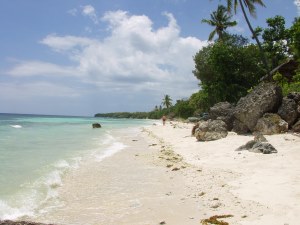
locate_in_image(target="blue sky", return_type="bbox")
[0,0,299,116]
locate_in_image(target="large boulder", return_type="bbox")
[254,113,288,135]
[209,102,235,130]
[232,119,250,134]
[287,92,300,103]
[233,82,282,133]
[278,97,298,127]
[292,119,300,132]
[195,119,228,141]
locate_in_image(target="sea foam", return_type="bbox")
[10,125,22,128]
[96,142,127,162]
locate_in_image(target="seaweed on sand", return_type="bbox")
[200,215,233,225]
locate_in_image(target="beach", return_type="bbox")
[29,120,300,225]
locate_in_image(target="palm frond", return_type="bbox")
[208,29,217,41]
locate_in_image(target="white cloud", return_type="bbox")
[67,8,78,16]
[40,35,96,52]
[295,0,300,15]
[82,5,99,24]
[0,82,80,100]
[6,10,208,100]
[6,61,78,77]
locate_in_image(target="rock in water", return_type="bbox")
[233,82,282,133]
[195,119,228,141]
[92,123,101,128]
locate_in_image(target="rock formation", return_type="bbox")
[277,97,298,127]
[236,133,277,154]
[194,87,299,141]
[233,82,282,133]
[194,119,228,141]
[292,120,300,132]
[209,102,235,130]
[254,113,288,135]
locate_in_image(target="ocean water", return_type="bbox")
[0,113,151,220]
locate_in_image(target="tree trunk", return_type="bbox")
[238,0,270,77]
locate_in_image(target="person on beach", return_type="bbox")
[162,115,166,125]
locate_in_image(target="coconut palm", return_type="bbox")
[162,95,173,109]
[202,5,237,41]
[225,0,270,74]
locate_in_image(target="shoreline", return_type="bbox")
[143,121,300,225]
[32,123,204,225]
[9,120,300,225]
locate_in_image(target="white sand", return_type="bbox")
[35,121,300,225]
[144,121,300,225]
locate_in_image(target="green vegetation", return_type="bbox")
[161,94,173,109]
[94,111,149,119]
[223,0,270,74]
[95,10,300,120]
[95,96,194,119]
[273,72,300,96]
[201,5,237,41]
[193,34,264,108]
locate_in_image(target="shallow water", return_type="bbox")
[0,113,151,220]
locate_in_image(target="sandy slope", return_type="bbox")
[143,121,300,225]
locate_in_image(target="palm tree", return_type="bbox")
[202,5,237,41]
[162,95,173,109]
[225,0,270,75]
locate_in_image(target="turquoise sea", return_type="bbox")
[0,113,151,220]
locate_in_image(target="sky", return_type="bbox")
[0,0,299,116]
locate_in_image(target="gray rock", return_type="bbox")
[254,113,288,135]
[253,133,267,142]
[292,119,300,132]
[287,92,300,103]
[278,97,298,127]
[92,123,101,128]
[188,117,200,123]
[195,119,228,141]
[235,136,277,154]
[236,140,257,151]
[232,119,250,134]
[233,82,282,133]
[251,142,278,154]
[209,102,235,130]
[191,123,199,136]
